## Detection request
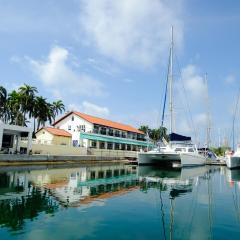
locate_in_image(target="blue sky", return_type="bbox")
[0,0,240,146]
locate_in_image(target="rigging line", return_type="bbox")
[159,180,167,240]
[161,48,171,128]
[174,52,198,142]
[186,177,201,239]
[157,46,173,129]
[232,184,240,222]
[207,171,213,240]
[230,87,240,150]
[169,197,175,240]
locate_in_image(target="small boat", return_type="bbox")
[226,145,240,169]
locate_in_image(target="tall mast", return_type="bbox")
[169,26,174,134]
[205,73,211,148]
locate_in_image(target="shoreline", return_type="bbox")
[0,154,131,166]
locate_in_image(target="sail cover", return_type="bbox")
[169,132,191,141]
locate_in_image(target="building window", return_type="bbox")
[98,171,104,179]
[68,125,71,130]
[93,125,99,134]
[107,142,113,150]
[115,131,120,137]
[121,144,126,150]
[91,141,97,148]
[115,143,120,150]
[99,142,105,149]
[127,145,131,151]
[108,129,113,136]
[81,125,86,132]
[72,116,74,121]
[106,170,112,178]
[114,170,119,177]
[122,132,126,138]
[90,171,96,179]
[100,127,107,135]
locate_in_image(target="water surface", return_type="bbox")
[0,163,240,239]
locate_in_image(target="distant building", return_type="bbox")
[36,127,72,146]
[53,111,149,151]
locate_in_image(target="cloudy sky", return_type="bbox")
[1,0,240,146]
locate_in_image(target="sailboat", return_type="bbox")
[138,27,206,167]
[226,89,240,169]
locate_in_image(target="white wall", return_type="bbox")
[55,113,93,146]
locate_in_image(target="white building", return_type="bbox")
[0,123,33,154]
[53,111,151,151]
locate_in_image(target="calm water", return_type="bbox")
[0,164,240,240]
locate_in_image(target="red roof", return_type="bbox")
[53,111,144,134]
[38,127,72,137]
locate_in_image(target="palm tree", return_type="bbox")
[51,100,65,123]
[139,125,149,134]
[0,86,8,122]
[18,84,38,125]
[7,90,22,125]
[34,96,53,130]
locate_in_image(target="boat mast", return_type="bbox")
[232,88,240,150]
[169,26,174,134]
[205,73,211,149]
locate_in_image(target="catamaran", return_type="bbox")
[138,27,206,167]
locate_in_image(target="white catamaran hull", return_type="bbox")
[180,153,206,167]
[138,152,206,167]
[226,156,240,169]
[138,152,180,165]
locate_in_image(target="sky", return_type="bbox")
[0,0,240,146]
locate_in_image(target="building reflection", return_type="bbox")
[0,164,210,233]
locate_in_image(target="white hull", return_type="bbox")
[226,156,240,169]
[138,152,206,167]
[138,152,180,165]
[180,153,206,167]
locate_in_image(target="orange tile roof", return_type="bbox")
[53,111,144,134]
[39,127,72,137]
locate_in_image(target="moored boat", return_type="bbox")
[226,145,240,169]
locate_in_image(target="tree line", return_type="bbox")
[0,84,65,132]
[138,125,169,142]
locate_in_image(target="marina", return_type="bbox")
[0,163,240,239]
[1,1,240,239]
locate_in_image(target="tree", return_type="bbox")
[7,90,22,125]
[0,86,8,122]
[51,100,65,122]
[138,126,169,143]
[34,96,53,130]
[18,84,38,125]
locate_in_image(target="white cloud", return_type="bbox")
[28,46,104,97]
[68,101,110,118]
[180,64,207,101]
[79,0,184,66]
[225,74,236,84]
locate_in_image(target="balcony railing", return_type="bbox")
[86,130,147,142]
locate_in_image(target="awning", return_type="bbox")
[169,132,191,142]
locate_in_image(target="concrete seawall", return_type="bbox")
[0,154,128,166]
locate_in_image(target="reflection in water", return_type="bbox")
[0,164,240,239]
